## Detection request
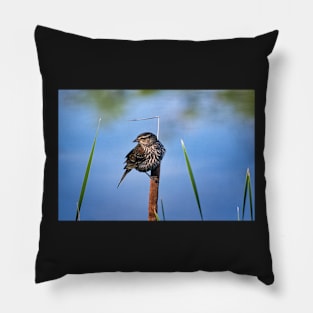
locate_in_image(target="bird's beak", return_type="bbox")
[133,138,138,142]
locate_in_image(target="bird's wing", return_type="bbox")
[126,145,144,160]
[124,144,145,169]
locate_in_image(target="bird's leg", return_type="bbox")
[145,172,151,179]
[145,172,158,183]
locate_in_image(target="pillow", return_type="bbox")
[35,25,278,285]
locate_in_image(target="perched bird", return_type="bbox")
[117,132,166,187]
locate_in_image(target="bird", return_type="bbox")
[117,132,166,188]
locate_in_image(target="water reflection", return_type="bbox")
[59,90,255,221]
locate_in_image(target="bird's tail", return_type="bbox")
[117,169,131,188]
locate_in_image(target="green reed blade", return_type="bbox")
[161,199,166,221]
[247,172,254,220]
[181,139,203,221]
[75,118,101,221]
[241,169,249,221]
[154,209,160,221]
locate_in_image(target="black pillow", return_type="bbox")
[35,25,278,285]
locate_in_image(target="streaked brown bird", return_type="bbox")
[117,132,166,187]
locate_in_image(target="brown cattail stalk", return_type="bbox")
[148,165,161,221]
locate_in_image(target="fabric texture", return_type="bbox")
[35,25,278,285]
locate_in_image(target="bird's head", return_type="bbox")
[134,132,157,146]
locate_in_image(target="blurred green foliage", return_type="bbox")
[62,90,254,131]
[72,90,127,123]
[216,90,255,118]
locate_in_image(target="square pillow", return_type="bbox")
[35,25,278,285]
